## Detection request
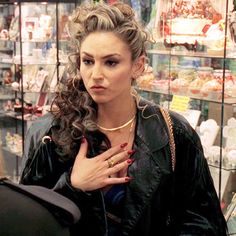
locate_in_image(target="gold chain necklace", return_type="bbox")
[127,116,135,145]
[97,114,136,132]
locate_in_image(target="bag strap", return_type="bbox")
[159,107,176,172]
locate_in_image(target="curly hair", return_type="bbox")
[50,2,149,159]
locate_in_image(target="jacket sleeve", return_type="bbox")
[20,113,54,178]
[20,115,93,200]
[52,171,107,235]
[171,113,227,236]
[20,116,106,233]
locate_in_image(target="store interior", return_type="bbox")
[0,0,236,233]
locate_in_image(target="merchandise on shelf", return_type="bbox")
[188,66,214,97]
[170,77,190,94]
[227,150,236,167]
[200,78,222,100]
[5,132,22,156]
[223,118,236,151]
[199,118,219,149]
[205,145,226,164]
[136,65,155,89]
[158,0,229,53]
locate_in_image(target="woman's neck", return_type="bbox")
[97,97,136,128]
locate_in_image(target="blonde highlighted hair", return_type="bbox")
[66,2,149,79]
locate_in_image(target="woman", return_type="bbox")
[20,2,227,236]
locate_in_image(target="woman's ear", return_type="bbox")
[132,55,145,79]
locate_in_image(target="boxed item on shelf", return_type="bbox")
[170,78,189,94]
[136,66,155,90]
[151,79,169,93]
[192,68,213,95]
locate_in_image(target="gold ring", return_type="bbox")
[107,158,115,168]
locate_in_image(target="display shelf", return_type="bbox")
[6,0,77,2]
[1,59,67,66]
[0,38,70,43]
[147,49,233,59]
[208,163,236,171]
[0,49,13,53]
[4,112,26,120]
[0,58,13,63]
[136,87,236,105]
[4,112,43,122]
[0,59,59,65]
[0,39,12,42]
[0,95,14,100]
[0,0,77,181]
[1,146,22,182]
[2,146,22,158]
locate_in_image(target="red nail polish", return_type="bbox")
[127,150,135,155]
[120,142,128,148]
[127,158,135,164]
[125,177,132,182]
[81,137,86,143]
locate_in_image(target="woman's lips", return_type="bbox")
[90,85,106,92]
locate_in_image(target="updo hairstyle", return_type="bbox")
[51,2,149,158]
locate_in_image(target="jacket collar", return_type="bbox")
[135,98,168,152]
[122,99,170,233]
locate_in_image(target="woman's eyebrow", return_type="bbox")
[81,51,121,59]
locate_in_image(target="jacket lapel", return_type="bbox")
[121,99,169,234]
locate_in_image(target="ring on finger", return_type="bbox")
[107,158,115,168]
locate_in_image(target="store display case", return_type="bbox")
[0,0,79,181]
[0,0,235,230]
[135,0,236,231]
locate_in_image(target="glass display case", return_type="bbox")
[0,0,235,231]
[135,0,236,231]
[0,0,79,181]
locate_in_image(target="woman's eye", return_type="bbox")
[82,59,93,65]
[106,60,118,67]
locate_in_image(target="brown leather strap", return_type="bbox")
[160,107,176,172]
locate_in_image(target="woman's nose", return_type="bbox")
[91,64,103,80]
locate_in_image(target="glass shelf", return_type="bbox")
[2,146,22,158]
[147,49,234,59]
[135,87,236,105]
[208,163,236,172]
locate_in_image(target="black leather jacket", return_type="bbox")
[20,99,227,236]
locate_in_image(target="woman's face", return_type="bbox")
[80,32,142,105]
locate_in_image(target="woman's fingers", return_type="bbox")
[104,149,135,168]
[99,142,128,161]
[73,137,88,166]
[107,158,134,176]
[105,175,133,185]
[70,139,135,191]
[102,159,134,186]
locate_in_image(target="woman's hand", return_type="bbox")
[70,138,134,191]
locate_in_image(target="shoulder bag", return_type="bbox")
[20,133,60,187]
[0,177,81,226]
